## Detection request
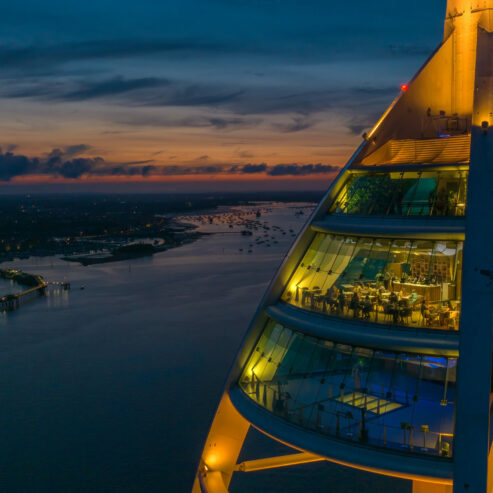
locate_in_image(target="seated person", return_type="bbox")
[326,286,337,299]
[409,290,420,304]
[398,297,409,307]
[398,297,411,322]
[324,287,338,312]
[447,190,458,215]
[376,290,383,304]
[389,291,398,304]
[353,283,364,295]
[421,300,438,325]
[350,292,360,318]
[439,301,453,326]
[362,295,372,319]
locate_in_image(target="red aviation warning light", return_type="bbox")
[400,83,409,92]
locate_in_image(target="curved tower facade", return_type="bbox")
[193,2,493,492]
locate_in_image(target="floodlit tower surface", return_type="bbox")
[193,1,493,492]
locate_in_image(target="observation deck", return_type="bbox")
[222,135,467,490]
[230,385,454,484]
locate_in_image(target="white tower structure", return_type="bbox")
[193,1,493,492]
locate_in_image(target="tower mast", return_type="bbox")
[452,2,493,492]
[193,2,493,492]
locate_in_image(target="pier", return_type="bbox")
[0,269,67,312]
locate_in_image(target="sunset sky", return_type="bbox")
[1,0,445,191]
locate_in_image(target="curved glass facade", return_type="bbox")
[281,233,463,331]
[330,170,468,217]
[239,319,456,458]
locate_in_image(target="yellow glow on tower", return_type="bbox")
[365,0,493,147]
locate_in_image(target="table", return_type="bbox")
[393,282,441,302]
[341,284,355,291]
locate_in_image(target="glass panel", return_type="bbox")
[282,234,463,331]
[330,170,468,217]
[239,321,457,458]
[405,174,434,216]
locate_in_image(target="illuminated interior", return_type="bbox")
[239,319,456,458]
[329,170,468,217]
[281,233,463,331]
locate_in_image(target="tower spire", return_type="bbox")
[443,0,493,116]
[362,0,493,154]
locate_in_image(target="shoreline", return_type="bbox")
[0,216,206,267]
[0,200,315,267]
[62,229,206,266]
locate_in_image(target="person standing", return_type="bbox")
[337,290,346,315]
[375,268,385,287]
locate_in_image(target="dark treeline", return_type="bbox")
[0,191,321,261]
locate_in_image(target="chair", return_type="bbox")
[400,306,412,325]
[313,294,324,311]
[424,311,439,327]
[301,287,310,305]
[383,303,394,322]
[440,440,451,457]
[349,299,360,318]
[362,303,372,320]
[325,296,338,314]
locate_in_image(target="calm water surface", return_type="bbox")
[0,278,24,298]
[0,203,409,492]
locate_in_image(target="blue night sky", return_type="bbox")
[0,0,446,191]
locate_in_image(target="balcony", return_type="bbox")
[238,320,456,459]
[266,304,459,355]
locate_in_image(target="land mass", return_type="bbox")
[63,241,189,265]
[0,191,322,264]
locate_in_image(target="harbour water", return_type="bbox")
[0,203,409,492]
[0,278,20,298]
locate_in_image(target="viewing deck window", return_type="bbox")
[330,170,467,217]
[281,233,463,331]
[239,320,456,458]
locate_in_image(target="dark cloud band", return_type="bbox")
[0,147,340,181]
